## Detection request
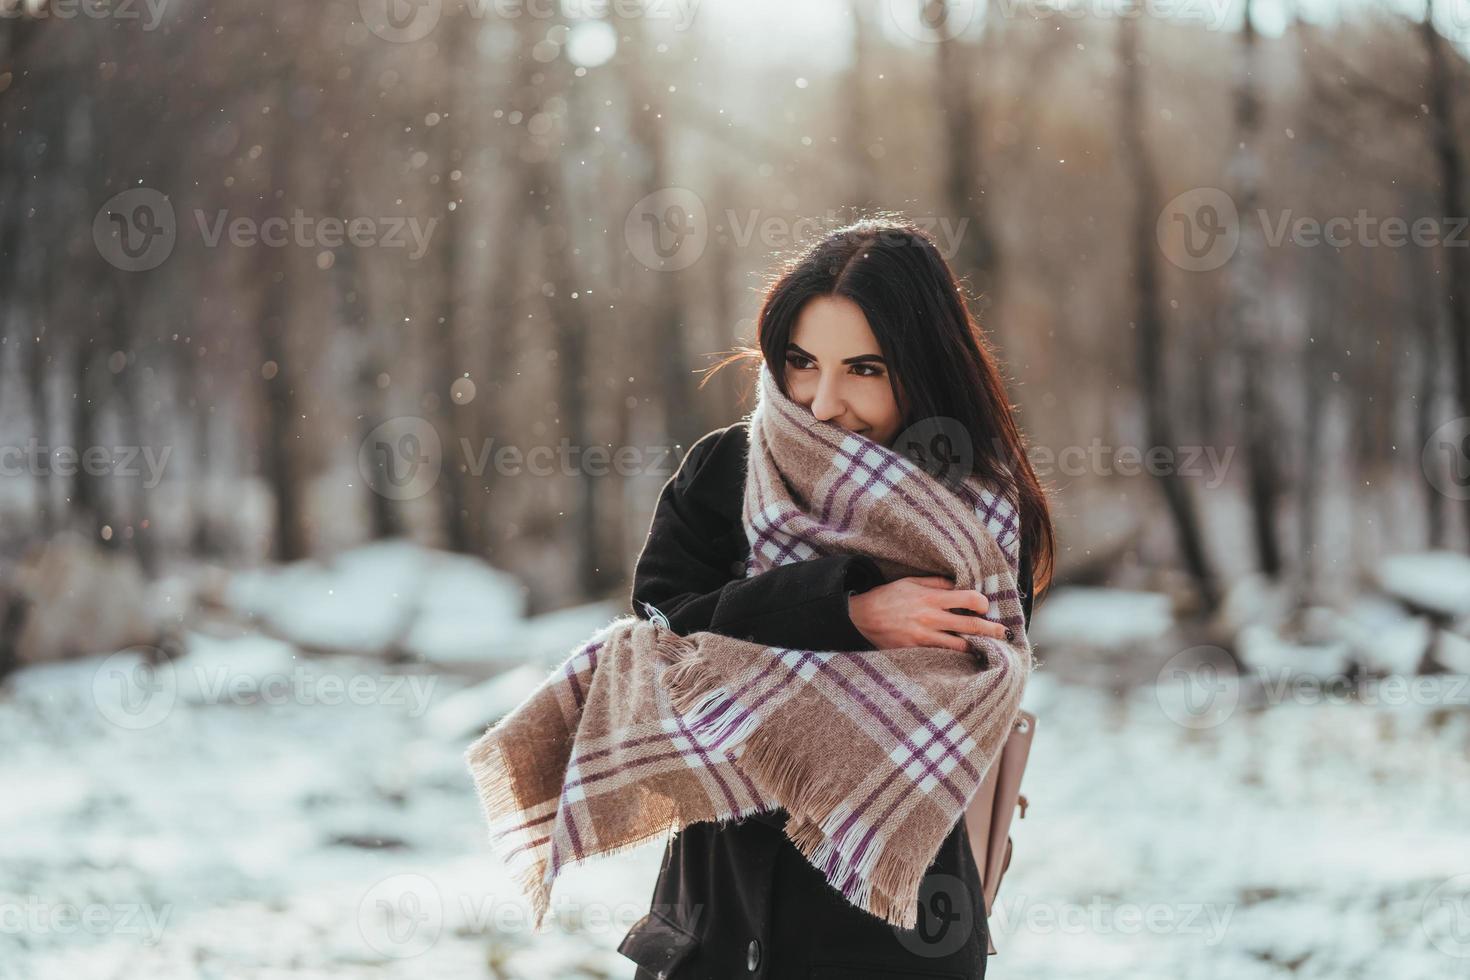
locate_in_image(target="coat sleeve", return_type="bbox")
[631,426,885,652]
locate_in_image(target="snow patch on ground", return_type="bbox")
[4,570,1469,979]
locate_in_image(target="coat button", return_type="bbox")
[729,559,746,576]
[746,938,761,971]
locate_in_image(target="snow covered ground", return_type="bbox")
[3,549,1469,979]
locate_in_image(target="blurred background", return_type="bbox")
[3,0,1470,976]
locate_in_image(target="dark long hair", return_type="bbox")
[705,217,1055,601]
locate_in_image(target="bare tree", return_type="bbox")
[928,0,1001,316]
[1421,0,1470,547]
[845,0,879,209]
[255,71,310,563]
[1226,0,1285,577]
[1116,14,1219,612]
[428,1,479,555]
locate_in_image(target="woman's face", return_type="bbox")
[782,295,904,448]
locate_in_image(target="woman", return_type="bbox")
[617,218,1053,979]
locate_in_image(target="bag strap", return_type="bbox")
[964,710,1037,956]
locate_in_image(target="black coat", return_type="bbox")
[617,421,1033,980]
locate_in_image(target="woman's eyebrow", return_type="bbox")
[785,343,885,367]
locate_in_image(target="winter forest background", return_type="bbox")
[4,0,1470,977]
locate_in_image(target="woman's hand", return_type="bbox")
[847,575,1010,652]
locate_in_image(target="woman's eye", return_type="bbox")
[785,354,813,370]
[852,363,884,378]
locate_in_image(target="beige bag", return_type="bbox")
[963,709,1036,956]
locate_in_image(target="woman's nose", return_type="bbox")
[809,374,845,422]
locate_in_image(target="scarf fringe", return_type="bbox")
[743,723,927,931]
[661,643,764,759]
[664,653,931,930]
[466,719,700,934]
[463,732,556,931]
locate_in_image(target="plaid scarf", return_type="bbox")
[464,361,1034,931]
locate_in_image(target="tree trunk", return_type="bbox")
[1116,15,1219,612]
[1228,0,1284,577]
[1422,0,1470,548]
[256,78,309,563]
[931,0,1000,318]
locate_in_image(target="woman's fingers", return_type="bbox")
[917,590,987,614]
[935,611,1007,638]
[921,630,973,652]
[924,588,987,615]
[908,575,955,590]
